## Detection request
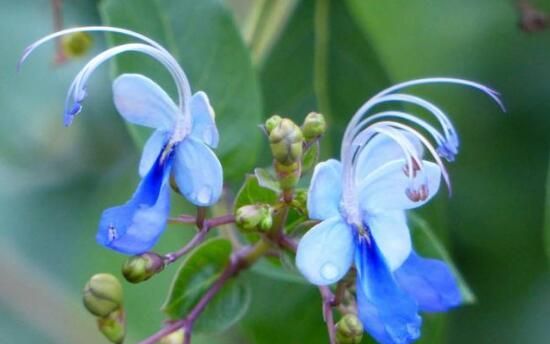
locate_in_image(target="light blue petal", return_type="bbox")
[355,131,423,183]
[173,137,223,206]
[96,154,173,255]
[296,216,354,285]
[365,210,411,271]
[395,251,462,312]
[190,91,219,148]
[139,129,170,177]
[307,159,343,221]
[359,159,441,213]
[113,74,178,130]
[355,236,421,344]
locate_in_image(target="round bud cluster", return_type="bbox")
[82,273,126,344]
[236,204,273,232]
[268,117,304,166]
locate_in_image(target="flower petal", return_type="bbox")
[296,216,354,286]
[96,154,173,255]
[113,73,178,129]
[173,137,223,206]
[365,211,411,271]
[139,129,170,177]
[307,159,343,221]
[355,131,423,183]
[355,236,421,344]
[359,159,441,213]
[395,251,462,312]
[190,91,219,148]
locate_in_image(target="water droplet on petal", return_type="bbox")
[196,186,212,205]
[320,262,339,281]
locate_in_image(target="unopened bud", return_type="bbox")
[302,112,326,140]
[269,118,304,165]
[97,308,126,344]
[274,161,301,190]
[61,32,93,58]
[159,329,185,344]
[83,274,123,317]
[122,252,165,284]
[291,189,308,215]
[335,314,363,344]
[265,115,283,134]
[236,204,273,232]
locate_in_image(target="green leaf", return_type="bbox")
[100,0,263,182]
[234,175,279,211]
[408,213,476,304]
[254,167,281,193]
[259,0,391,158]
[194,279,251,334]
[301,141,319,173]
[162,238,232,319]
[251,257,308,285]
[544,154,550,263]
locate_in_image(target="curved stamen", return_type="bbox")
[341,77,505,160]
[365,93,460,160]
[19,26,193,134]
[64,43,192,134]
[342,123,423,224]
[353,111,448,150]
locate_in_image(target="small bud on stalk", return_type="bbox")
[236,204,273,232]
[302,112,326,140]
[83,273,123,317]
[61,32,93,58]
[265,115,283,134]
[335,314,363,344]
[122,252,165,283]
[97,308,126,344]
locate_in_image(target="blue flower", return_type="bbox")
[296,78,503,344]
[20,27,223,254]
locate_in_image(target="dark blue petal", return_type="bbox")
[394,251,462,312]
[63,102,82,126]
[355,235,421,344]
[96,152,173,255]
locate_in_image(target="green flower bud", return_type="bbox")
[269,118,304,165]
[97,308,126,344]
[274,161,301,190]
[83,274,123,317]
[235,204,273,232]
[159,329,185,344]
[302,112,327,140]
[122,252,165,284]
[291,189,308,215]
[61,32,93,58]
[265,115,283,134]
[335,314,364,344]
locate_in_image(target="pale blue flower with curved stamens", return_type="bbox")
[20,27,223,255]
[296,78,503,344]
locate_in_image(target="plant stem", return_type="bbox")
[164,215,236,264]
[320,286,337,344]
[139,238,271,344]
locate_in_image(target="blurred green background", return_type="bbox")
[1,0,549,343]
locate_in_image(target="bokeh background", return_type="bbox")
[1,0,549,343]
